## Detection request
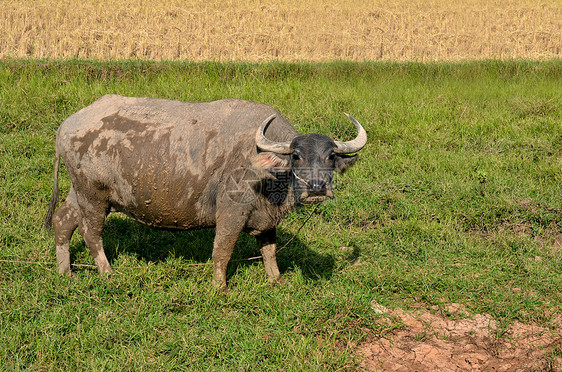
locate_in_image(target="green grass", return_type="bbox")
[1,59,561,370]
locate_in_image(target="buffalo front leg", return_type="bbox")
[52,189,80,275]
[212,218,244,289]
[256,229,284,285]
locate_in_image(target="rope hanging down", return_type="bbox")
[233,202,320,262]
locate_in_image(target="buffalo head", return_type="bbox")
[252,114,367,204]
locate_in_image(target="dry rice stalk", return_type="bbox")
[0,0,560,61]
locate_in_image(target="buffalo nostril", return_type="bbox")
[308,180,327,195]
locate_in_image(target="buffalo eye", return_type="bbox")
[292,153,301,161]
[327,153,336,161]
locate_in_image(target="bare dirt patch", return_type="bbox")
[360,302,561,371]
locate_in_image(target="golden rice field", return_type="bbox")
[0,0,561,62]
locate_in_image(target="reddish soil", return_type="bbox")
[359,302,561,371]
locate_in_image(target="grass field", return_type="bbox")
[0,60,561,369]
[1,0,561,62]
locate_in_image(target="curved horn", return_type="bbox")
[334,113,367,154]
[255,114,292,154]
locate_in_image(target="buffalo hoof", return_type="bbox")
[270,276,286,286]
[212,279,229,292]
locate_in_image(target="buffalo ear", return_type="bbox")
[251,152,291,172]
[335,154,358,173]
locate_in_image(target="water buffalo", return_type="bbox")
[44,95,366,287]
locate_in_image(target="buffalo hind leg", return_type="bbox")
[256,229,284,285]
[76,196,112,274]
[52,188,80,275]
[79,216,112,273]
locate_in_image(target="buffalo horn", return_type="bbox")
[255,114,292,154]
[334,113,367,154]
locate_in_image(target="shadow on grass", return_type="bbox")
[70,214,335,281]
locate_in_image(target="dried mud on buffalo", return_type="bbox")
[359,302,562,371]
